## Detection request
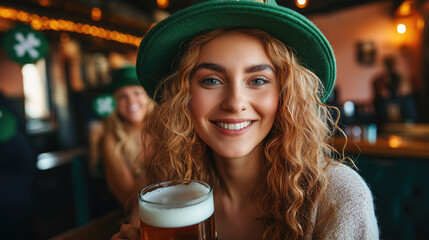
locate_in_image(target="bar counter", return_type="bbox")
[331,123,429,239]
[332,123,429,159]
[332,135,429,159]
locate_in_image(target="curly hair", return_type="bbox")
[143,28,343,240]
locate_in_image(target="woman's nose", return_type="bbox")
[221,83,247,112]
[126,94,137,105]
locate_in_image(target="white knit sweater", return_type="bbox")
[306,163,379,240]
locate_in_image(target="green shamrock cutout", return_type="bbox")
[2,24,49,64]
[93,94,116,118]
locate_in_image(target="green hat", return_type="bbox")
[136,0,336,103]
[0,107,18,142]
[108,65,141,93]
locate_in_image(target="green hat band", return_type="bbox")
[137,0,336,102]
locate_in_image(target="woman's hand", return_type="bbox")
[111,224,139,240]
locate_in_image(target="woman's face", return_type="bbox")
[114,85,148,126]
[190,32,279,159]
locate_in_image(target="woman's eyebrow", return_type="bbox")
[246,64,275,73]
[191,63,274,78]
[193,62,226,73]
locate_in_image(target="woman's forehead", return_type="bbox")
[198,32,271,63]
[114,85,144,95]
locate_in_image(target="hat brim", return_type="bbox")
[136,1,336,102]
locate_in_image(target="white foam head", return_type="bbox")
[139,181,214,228]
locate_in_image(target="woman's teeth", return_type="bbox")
[129,104,140,112]
[216,121,251,130]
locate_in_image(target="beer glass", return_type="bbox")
[138,180,215,240]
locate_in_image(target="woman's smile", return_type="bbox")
[212,120,255,136]
[214,120,253,131]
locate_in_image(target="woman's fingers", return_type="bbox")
[111,224,139,240]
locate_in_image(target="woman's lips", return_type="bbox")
[211,120,255,135]
[128,104,140,112]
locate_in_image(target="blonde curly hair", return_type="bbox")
[143,28,344,240]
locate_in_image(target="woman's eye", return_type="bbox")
[249,77,269,86]
[200,78,221,86]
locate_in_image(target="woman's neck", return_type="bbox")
[212,142,265,204]
[127,121,143,131]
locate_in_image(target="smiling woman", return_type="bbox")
[112,1,379,240]
[99,65,155,207]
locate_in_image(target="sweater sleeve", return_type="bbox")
[312,163,379,240]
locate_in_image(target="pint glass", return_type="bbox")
[138,180,215,240]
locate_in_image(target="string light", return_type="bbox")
[397,0,412,17]
[0,6,142,47]
[38,0,51,7]
[388,135,402,148]
[157,0,169,9]
[91,7,102,21]
[295,0,308,9]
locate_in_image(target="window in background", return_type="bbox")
[22,59,53,133]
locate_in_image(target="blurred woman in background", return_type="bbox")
[101,65,155,206]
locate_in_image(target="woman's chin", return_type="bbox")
[125,116,144,126]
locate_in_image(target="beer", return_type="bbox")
[139,180,215,240]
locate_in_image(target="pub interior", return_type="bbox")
[1,0,429,239]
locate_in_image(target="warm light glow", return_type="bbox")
[397,0,412,16]
[31,19,42,30]
[91,7,102,21]
[0,9,13,19]
[0,6,142,47]
[296,0,308,8]
[417,18,425,30]
[49,20,60,30]
[150,22,157,30]
[38,0,51,7]
[388,135,402,148]
[397,23,406,34]
[17,12,29,22]
[60,33,70,42]
[157,0,169,9]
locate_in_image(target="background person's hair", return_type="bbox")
[104,111,142,175]
[143,28,344,240]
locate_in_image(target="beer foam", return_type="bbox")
[139,182,214,228]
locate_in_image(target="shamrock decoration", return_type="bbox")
[0,107,18,142]
[2,24,49,64]
[14,32,41,59]
[92,94,116,118]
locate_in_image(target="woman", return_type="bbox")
[113,0,379,239]
[101,65,154,206]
